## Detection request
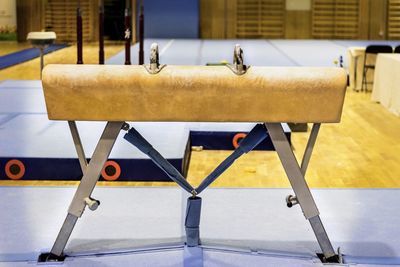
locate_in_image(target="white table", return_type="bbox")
[372,53,400,116]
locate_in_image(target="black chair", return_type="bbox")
[361,45,393,92]
[394,45,400,53]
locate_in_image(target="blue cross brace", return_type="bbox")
[124,127,195,193]
[123,124,268,251]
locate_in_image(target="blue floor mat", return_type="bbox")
[0,44,68,70]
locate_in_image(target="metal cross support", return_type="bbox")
[265,123,339,263]
[39,121,125,261]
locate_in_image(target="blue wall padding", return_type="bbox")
[0,44,68,70]
[190,131,292,150]
[138,0,199,38]
[0,157,185,182]
[185,197,202,247]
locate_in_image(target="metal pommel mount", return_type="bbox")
[144,43,166,74]
[227,44,249,75]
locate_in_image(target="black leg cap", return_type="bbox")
[38,252,66,262]
[317,253,341,263]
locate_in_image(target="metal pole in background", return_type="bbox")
[99,0,105,64]
[39,47,44,79]
[76,2,83,64]
[124,0,131,65]
[138,0,144,65]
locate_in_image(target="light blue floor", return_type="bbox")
[268,40,347,67]
[106,39,399,68]
[0,80,287,161]
[0,187,399,266]
[0,115,188,159]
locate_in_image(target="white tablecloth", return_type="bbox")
[372,53,400,116]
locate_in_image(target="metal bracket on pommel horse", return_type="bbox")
[39,43,347,264]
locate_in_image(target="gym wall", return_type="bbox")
[13,0,400,42]
[0,0,17,40]
[138,0,199,38]
[200,0,399,40]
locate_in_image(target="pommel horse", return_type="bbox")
[40,44,347,264]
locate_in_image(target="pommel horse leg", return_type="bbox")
[185,196,202,247]
[265,123,339,263]
[40,121,125,261]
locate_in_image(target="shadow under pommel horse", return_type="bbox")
[39,44,347,264]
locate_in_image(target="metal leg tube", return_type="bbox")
[265,122,337,261]
[185,197,202,247]
[49,214,78,257]
[48,121,124,258]
[265,123,319,219]
[309,216,336,260]
[68,121,88,173]
[300,123,320,176]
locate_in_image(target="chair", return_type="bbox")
[394,45,400,53]
[361,45,393,92]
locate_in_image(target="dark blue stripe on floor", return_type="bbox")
[189,131,291,150]
[0,157,185,182]
[0,44,69,70]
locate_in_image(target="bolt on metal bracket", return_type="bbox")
[121,122,130,131]
[144,43,166,74]
[84,197,100,211]
[286,194,299,208]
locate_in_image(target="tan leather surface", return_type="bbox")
[41,64,347,123]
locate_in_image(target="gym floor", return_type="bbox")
[0,40,399,189]
[1,39,400,266]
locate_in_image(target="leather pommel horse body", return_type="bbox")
[42,65,346,123]
[40,62,347,264]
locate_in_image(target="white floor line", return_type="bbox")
[160,39,175,56]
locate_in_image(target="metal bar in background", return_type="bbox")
[300,123,321,176]
[68,121,88,173]
[99,0,105,65]
[39,48,44,79]
[76,4,83,64]
[124,0,132,65]
[138,0,144,65]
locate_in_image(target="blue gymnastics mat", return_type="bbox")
[0,80,287,181]
[0,44,68,70]
[188,122,291,150]
[0,187,399,266]
[106,38,399,68]
[0,114,190,181]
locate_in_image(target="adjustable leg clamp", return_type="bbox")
[185,196,202,247]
